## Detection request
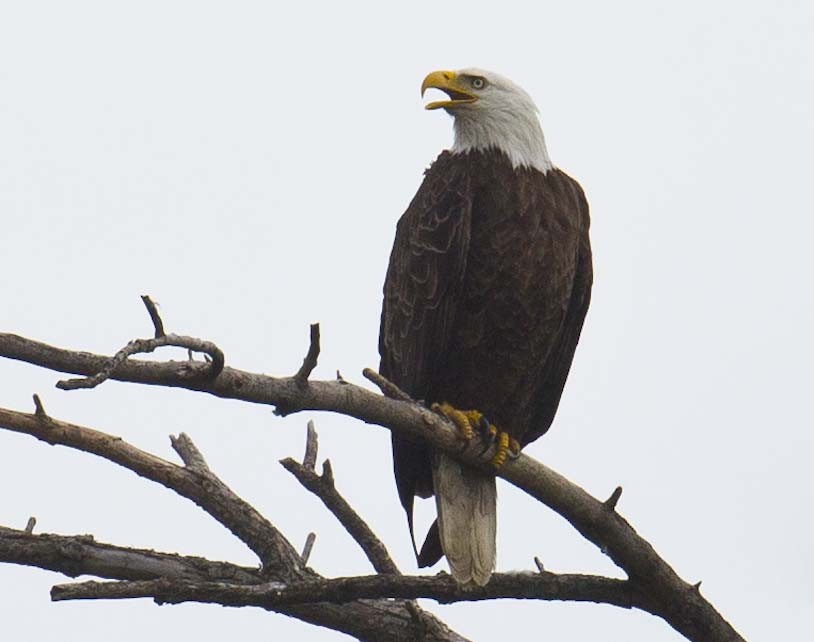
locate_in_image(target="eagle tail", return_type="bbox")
[430,451,496,586]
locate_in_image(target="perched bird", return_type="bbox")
[378,69,592,586]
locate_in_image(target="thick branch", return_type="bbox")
[0,332,745,642]
[51,572,634,608]
[0,526,465,642]
[0,526,260,583]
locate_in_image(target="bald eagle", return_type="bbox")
[378,69,592,586]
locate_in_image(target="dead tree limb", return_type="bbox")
[0,525,462,642]
[0,327,746,642]
[294,323,321,386]
[49,572,634,607]
[0,407,465,642]
[0,525,261,583]
[281,424,400,576]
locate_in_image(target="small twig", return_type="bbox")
[294,324,320,386]
[140,295,165,338]
[302,420,318,471]
[362,368,413,402]
[280,454,400,576]
[693,581,703,592]
[321,459,334,486]
[534,557,545,573]
[24,517,36,535]
[300,533,316,565]
[32,394,46,417]
[170,433,210,472]
[604,486,623,511]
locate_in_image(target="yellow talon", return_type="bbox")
[431,402,474,440]
[491,431,510,469]
[431,402,514,467]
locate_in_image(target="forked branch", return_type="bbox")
[0,407,463,642]
[281,423,401,576]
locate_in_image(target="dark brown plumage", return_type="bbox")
[379,148,592,573]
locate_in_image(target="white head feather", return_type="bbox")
[446,68,553,173]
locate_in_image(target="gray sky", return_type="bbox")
[1,1,812,640]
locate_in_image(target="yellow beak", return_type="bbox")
[421,70,477,110]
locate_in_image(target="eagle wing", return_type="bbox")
[378,153,472,528]
[524,176,593,445]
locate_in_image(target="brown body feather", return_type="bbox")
[379,149,592,578]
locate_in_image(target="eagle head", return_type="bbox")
[420,68,553,173]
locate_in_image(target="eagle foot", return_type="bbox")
[490,433,522,469]
[431,402,515,466]
[431,402,478,441]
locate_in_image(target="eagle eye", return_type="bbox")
[471,77,486,90]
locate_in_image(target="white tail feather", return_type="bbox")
[431,452,496,586]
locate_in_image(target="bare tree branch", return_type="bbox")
[52,299,223,390]
[50,571,634,608]
[604,486,624,510]
[300,532,316,565]
[0,526,466,642]
[281,423,400,576]
[363,367,413,402]
[0,409,467,642]
[0,526,260,583]
[0,329,747,642]
[294,323,321,386]
[0,406,301,575]
[23,518,36,535]
[140,295,166,338]
[302,419,318,471]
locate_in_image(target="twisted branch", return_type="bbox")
[55,296,223,390]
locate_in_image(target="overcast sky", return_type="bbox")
[1,1,812,640]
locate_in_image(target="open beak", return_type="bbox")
[421,70,477,110]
